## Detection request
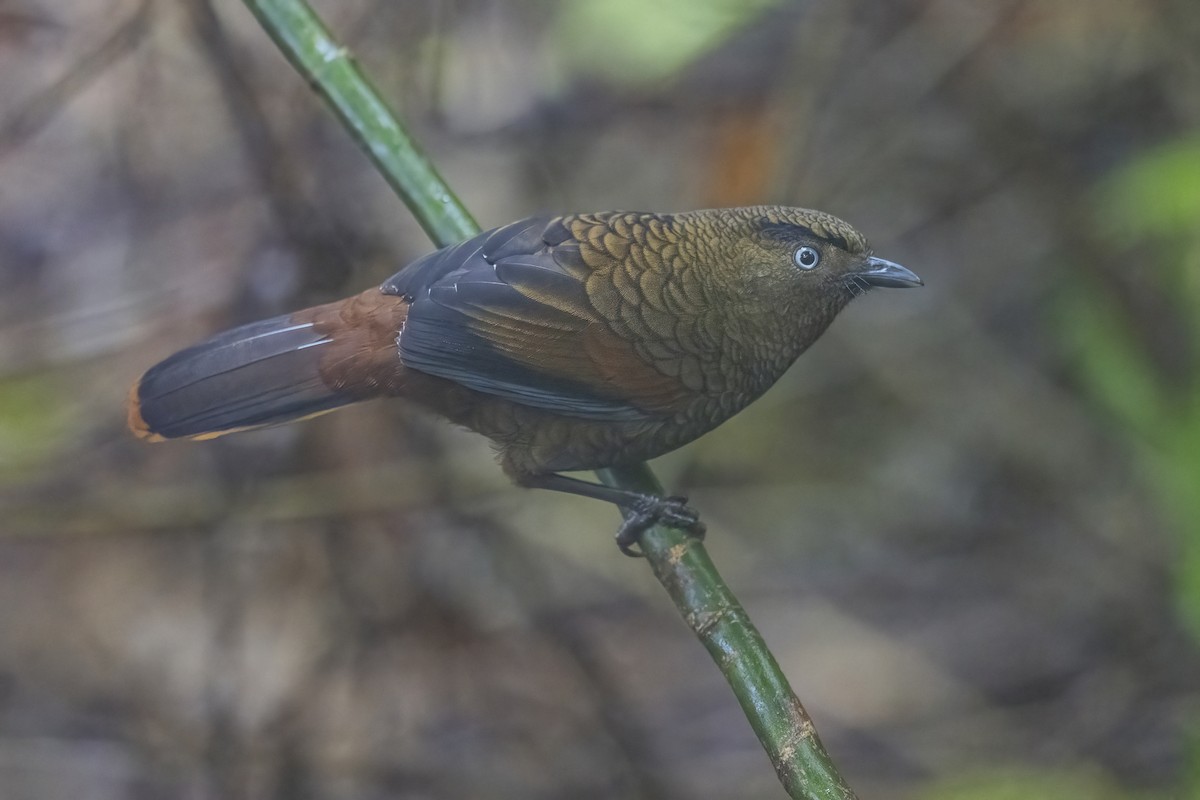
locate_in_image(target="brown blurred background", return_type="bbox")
[2,1,1200,798]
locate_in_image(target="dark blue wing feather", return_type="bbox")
[379,217,667,422]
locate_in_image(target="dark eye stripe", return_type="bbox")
[760,222,849,251]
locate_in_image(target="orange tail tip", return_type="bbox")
[126,376,266,441]
[126,378,165,442]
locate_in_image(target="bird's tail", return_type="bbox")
[128,289,409,441]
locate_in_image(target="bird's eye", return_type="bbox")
[793,246,820,270]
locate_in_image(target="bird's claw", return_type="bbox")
[615,495,707,557]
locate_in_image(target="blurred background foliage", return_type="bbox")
[1,0,1199,798]
[1072,133,1200,641]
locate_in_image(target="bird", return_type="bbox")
[127,206,922,554]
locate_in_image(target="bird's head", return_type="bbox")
[675,205,921,362]
[725,205,922,306]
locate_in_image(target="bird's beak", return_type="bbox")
[853,257,923,288]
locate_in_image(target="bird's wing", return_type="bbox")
[381,217,691,421]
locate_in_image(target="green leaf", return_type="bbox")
[1098,134,1200,240]
[555,0,784,84]
[1057,281,1164,442]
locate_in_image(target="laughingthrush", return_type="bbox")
[128,206,922,552]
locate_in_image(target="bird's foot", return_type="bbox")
[615,495,707,557]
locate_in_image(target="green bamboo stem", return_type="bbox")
[240,2,857,797]
[599,463,854,799]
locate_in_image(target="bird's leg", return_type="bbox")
[515,472,706,557]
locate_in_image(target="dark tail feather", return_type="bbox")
[128,314,355,441]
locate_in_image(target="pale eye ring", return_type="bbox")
[794,245,820,270]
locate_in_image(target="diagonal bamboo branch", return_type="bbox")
[239,2,857,797]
